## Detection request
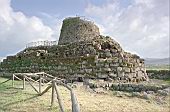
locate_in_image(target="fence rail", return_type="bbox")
[1,72,80,112]
[26,40,58,48]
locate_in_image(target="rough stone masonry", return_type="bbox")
[0,17,149,82]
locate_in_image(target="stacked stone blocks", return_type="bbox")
[0,17,149,82]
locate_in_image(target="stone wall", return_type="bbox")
[0,37,148,82]
[83,79,169,93]
[0,17,149,83]
[110,83,169,92]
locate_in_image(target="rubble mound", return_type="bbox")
[0,17,149,82]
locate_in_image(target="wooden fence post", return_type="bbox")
[51,80,55,107]
[70,90,80,112]
[42,74,45,84]
[39,76,42,94]
[12,74,14,87]
[54,82,64,112]
[55,80,80,112]
[23,75,25,89]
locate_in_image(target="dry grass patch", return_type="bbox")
[0,77,169,112]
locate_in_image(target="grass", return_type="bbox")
[164,78,170,84]
[146,65,170,70]
[0,77,60,112]
[146,66,170,84]
[0,77,170,112]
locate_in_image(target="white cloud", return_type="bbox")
[38,12,63,41]
[85,0,169,58]
[0,0,56,57]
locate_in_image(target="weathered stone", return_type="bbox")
[157,90,169,96]
[106,59,113,63]
[107,78,113,82]
[103,67,111,72]
[124,67,130,73]
[85,69,92,73]
[117,67,122,72]
[117,72,124,77]
[132,92,141,97]
[115,91,123,97]
[110,63,119,67]
[96,73,108,79]
[93,88,107,94]
[58,17,100,45]
[108,73,117,78]
[163,87,170,93]
[141,92,151,100]
[111,83,119,90]
[105,49,112,57]
[0,16,148,83]
[126,87,134,92]
[146,91,155,94]
[137,71,144,78]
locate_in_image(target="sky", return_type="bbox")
[0,0,169,61]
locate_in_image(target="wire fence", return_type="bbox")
[26,40,58,48]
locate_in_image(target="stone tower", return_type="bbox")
[0,17,149,83]
[58,17,100,45]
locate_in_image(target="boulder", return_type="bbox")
[157,90,169,96]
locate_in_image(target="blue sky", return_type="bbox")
[11,0,132,19]
[0,0,169,61]
[11,0,87,17]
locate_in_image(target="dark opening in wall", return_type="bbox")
[113,46,117,50]
[89,29,93,32]
[77,77,83,82]
[40,53,44,57]
[65,52,69,57]
[140,60,143,63]
[41,56,45,59]
[101,42,112,50]
[40,53,45,59]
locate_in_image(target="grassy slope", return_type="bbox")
[146,65,170,83]
[0,77,169,112]
[146,65,170,70]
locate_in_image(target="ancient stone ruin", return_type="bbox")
[0,17,149,83]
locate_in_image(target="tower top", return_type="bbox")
[58,17,100,45]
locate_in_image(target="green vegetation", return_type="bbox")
[146,65,170,70]
[164,78,170,84]
[146,65,170,84]
[0,77,60,112]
